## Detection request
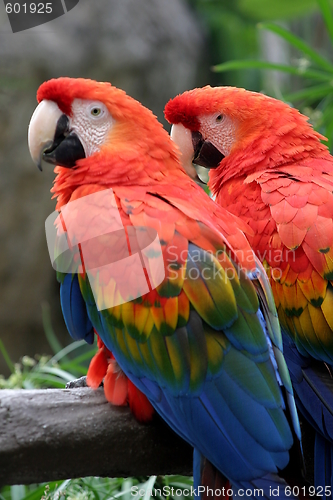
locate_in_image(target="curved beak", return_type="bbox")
[170,124,224,185]
[191,131,225,169]
[28,100,85,171]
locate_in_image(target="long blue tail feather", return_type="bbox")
[283,332,333,495]
[194,449,299,500]
[282,333,333,438]
[314,433,333,492]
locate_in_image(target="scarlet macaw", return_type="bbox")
[28,78,304,498]
[165,85,333,491]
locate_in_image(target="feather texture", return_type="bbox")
[35,79,302,494]
[164,85,333,493]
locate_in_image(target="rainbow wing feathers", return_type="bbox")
[217,163,333,490]
[59,186,300,493]
[218,165,333,364]
[256,167,333,364]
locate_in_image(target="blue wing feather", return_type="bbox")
[60,274,94,344]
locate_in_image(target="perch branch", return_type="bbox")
[0,387,192,486]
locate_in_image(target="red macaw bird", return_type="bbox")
[165,85,333,491]
[28,78,304,498]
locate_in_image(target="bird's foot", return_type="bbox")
[66,376,90,389]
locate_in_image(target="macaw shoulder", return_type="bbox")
[246,167,333,259]
[65,182,256,276]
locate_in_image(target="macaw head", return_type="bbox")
[164,85,329,192]
[28,78,180,204]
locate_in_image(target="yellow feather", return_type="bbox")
[308,304,333,350]
[142,310,155,339]
[321,285,333,331]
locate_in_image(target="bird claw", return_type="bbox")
[66,376,88,389]
[66,376,104,389]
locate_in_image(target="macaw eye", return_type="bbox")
[86,102,108,120]
[216,114,223,122]
[91,107,102,117]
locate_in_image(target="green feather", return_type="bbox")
[222,348,283,407]
[224,307,269,356]
[183,245,238,329]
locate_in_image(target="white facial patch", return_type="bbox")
[70,99,114,157]
[199,113,236,157]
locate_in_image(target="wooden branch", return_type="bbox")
[0,387,316,487]
[0,387,193,486]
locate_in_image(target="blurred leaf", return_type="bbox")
[22,374,66,388]
[238,0,332,20]
[37,365,75,382]
[284,82,333,102]
[41,302,64,356]
[144,477,157,500]
[119,478,135,500]
[9,487,25,500]
[214,59,333,79]
[16,483,58,500]
[51,480,71,500]
[0,339,15,373]
[258,22,333,72]
[48,339,90,365]
[317,0,333,41]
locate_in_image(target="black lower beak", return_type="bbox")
[192,131,224,169]
[43,114,86,169]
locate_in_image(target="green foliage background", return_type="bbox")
[191,0,333,148]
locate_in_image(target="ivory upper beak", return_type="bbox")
[170,123,198,180]
[28,100,63,171]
